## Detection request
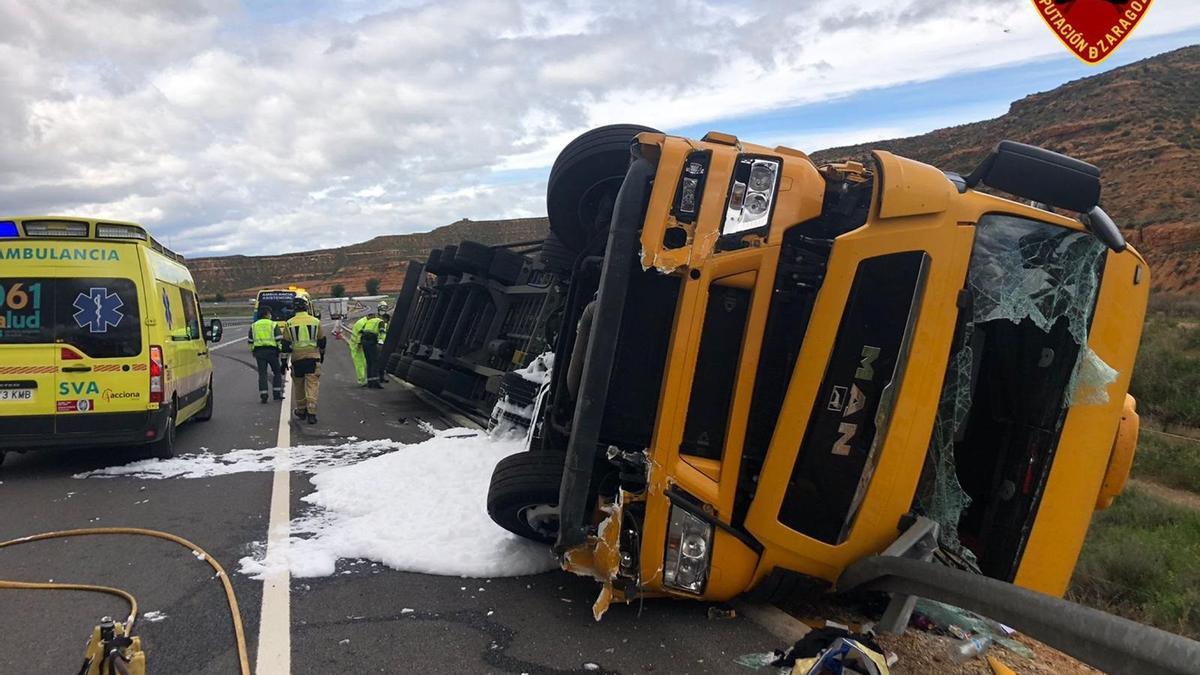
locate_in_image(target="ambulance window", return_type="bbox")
[180,289,201,340]
[0,279,54,344]
[55,278,142,358]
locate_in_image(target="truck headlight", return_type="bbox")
[721,156,780,236]
[663,505,713,594]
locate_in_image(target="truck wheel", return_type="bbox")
[499,371,540,408]
[487,452,565,543]
[454,240,494,274]
[148,402,177,459]
[424,248,445,276]
[488,247,527,286]
[440,245,463,274]
[546,124,660,254]
[539,232,576,277]
[195,378,214,422]
[394,355,414,379]
[406,359,448,394]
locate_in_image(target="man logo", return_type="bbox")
[1033,0,1152,65]
[832,345,881,456]
[828,385,847,413]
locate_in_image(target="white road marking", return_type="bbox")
[209,336,248,352]
[256,374,292,674]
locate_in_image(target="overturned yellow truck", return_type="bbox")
[487,126,1146,614]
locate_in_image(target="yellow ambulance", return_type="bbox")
[0,217,222,463]
[254,286,317,323]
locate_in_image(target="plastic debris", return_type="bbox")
[949,636,992,663]
[987,654,1017,675]
[733,652,779,669]
[707,606,738,620]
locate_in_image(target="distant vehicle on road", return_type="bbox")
[0,216,223,464]
[255,286,317,321]
[321,297,349,320]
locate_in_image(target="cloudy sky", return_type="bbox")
[3,1,1197,257]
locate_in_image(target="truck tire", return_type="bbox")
[499,371,540,408]
[405,359,448,394]
[454,240,494,274]
[488,247,527,286]
[394,355,414,379]
[546,124,659,254]
[442,369,478,400]
[440,245,462,274]
[385,352,403,375]
[148,402,177,459]
[424,248,444,276]
[487,452,565,544]
[194,378,214,422]
[539,232,576,277]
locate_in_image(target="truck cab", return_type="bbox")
[487,128,1147,615]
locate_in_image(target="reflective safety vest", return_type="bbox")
[361,316,384,344]
[251,318,279,349]
[287,312,321,349]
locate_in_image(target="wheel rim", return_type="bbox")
[517,503,560,538]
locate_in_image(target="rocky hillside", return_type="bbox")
[812,45,1200,294]
[189,217,548,298]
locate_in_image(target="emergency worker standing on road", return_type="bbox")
[285,297,326,424]
[358,304,386,389]
[247,307,285,403]
[349,307,367,386]
[376,308,391,383]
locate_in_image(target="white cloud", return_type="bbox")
[1,0,1196,257]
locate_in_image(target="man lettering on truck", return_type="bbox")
[247,307,284,403]
[285,296,325,424]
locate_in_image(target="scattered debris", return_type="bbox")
[912,599,1033,658]
[707,606,737,620]
[987,654,1017,675]
[141,611,167,623]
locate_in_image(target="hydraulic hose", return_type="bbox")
[0,580,138,630]
[0,527,250,675]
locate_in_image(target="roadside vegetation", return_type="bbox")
[1071,487,1200,638]
[1070,298,1200,638]
[1130,294,1200,429]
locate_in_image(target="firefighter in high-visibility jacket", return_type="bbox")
[247,307,285,403]
[285,297,326,424]
[349,309,369,386]
[354,306,387,389]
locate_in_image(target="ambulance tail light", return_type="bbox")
[149,346,164,403]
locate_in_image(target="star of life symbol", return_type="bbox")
[73,287,125,333]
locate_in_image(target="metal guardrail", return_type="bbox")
[837,554,1200,674]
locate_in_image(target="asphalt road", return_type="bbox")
[0,320,780,674]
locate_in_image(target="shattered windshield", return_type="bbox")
[916,214,1114,563]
